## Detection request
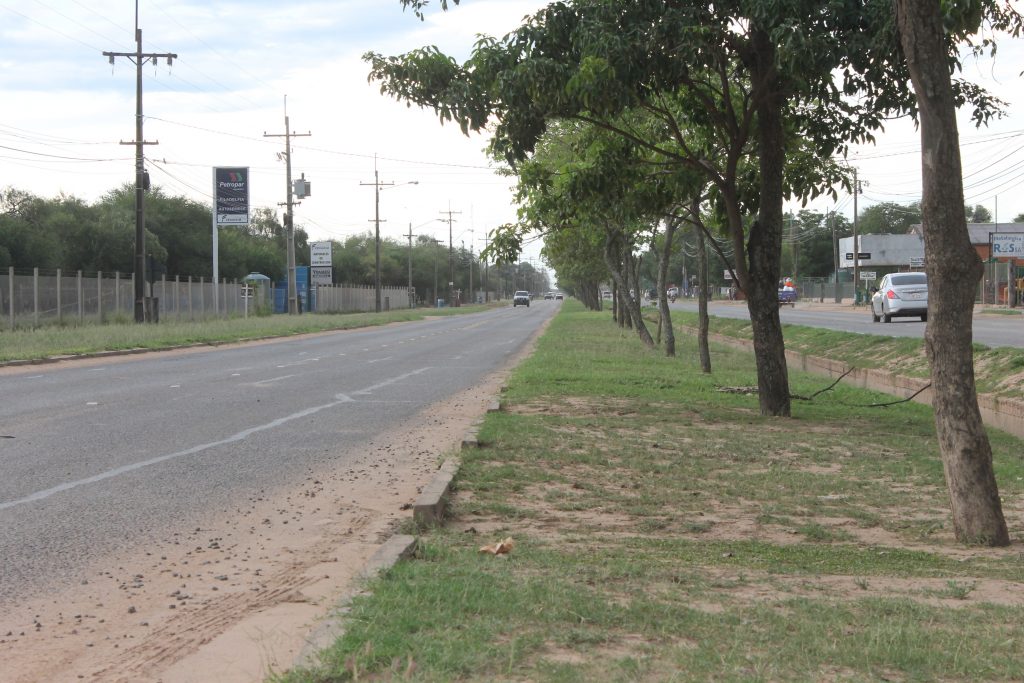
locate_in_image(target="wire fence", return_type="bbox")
[0,267,266,329]
[0,268,491,330]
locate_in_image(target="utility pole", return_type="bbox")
[467,230,474,304]
[362,156,393,313]
[479,233,491,302]
[853,168,861,304]
[264,98,310,314]
[432,238,440,307]
[103,4,176,323]
[440,207,461,306]
[406,222,415,308]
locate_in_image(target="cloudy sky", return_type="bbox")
[0,0,551,267]
[2,0,1024,276]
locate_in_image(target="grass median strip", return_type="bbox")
[276,301,1024,682]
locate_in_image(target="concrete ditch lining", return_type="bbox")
[685,326,1024,440]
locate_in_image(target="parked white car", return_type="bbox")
[871,272,928,323]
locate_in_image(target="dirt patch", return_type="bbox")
[0,317,549,683]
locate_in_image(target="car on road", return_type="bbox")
[513,290,531,307]
[871,272,928,323]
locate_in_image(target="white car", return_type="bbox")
[871,272,928,323]
[513,290,530,307]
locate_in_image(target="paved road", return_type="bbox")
[670,300,1023,349]
[0,304,556,606]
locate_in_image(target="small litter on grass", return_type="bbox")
[479,537,514,555]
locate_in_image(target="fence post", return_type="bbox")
[199,277,205,318]
[7,266,13,330]
[33,267,39,328]
[174,275,180,319]
[56,268,63,324]
[77,271,83,321]
[115,272,120,315]
[97,270,103,322]
[188,276,193,319]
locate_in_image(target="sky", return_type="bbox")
[3,1,1024,278]
[0,0,552,270]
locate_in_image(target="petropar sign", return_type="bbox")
[214,167,250,225]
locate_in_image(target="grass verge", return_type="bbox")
[0,304,498,363]
[274,300,1024,682]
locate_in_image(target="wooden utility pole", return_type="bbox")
[362,157,393,313]
[440,207,462,305]
[103,4,176,323]
[264,99,310,314]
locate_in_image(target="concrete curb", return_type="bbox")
[294,534,418,669]
[413,457,461,527]
[293,418,491,669]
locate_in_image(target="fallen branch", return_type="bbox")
[791,367,856,401]
[850,383,931,408]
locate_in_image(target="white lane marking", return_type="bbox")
[365,357,393,365]
[170,384,180,388]
[251,374,296,387]
[353,367,431,395]
[0,367,433,512]
[86,402,98,406]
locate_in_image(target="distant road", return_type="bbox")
[669,300,1023,349]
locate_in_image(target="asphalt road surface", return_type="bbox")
[0,303,556,608]
[670,300,1024,349]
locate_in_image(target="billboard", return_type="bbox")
[214,167,250,225]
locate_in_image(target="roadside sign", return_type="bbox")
[991,233,1024,258]
[909,257,925,267]
[860,271,877,281]
[846,252,871,260]
[214,167,249,225]
[310,241,332,266]
[310,266,332,285]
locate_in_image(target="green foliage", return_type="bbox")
[857,201,922,235]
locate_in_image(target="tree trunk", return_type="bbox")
[895,0,1009,545]
[605,233,654,346]
[657,217,678,357]
[745,28,791,416]
[694,221,712,373]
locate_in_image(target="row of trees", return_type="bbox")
[0,185,548,302]
[369,0,1021,545]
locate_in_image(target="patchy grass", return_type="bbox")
[277,301,1024,683]
[0,303,500,362]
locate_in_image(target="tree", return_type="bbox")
[858,201,923,235]
[965,204,992,223]
[369,0,896,416]
[893,0,1017,546]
